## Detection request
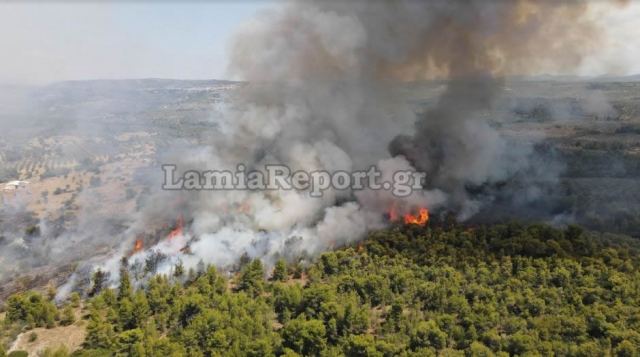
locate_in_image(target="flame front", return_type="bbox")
[388,204,429,226]
[168,215,184,240]
[404,207,429,226]
[133,239,143,253]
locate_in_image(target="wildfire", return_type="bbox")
[168,215,184,240]
[389,202,399,222]
[389,204,429,226]
[404,207,429,226]
[129,215,185,255]
[133,239,143,253]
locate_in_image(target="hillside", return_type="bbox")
[2,222,640,356]
[3,77,640,301]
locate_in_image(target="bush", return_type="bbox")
[39,346,70,357]
[60,305,75,326]
[7,352,28,357]
[28,332,37,342]
[24,225,40,237]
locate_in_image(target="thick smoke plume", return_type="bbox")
[213,0,605,222]
[61,0,623,291]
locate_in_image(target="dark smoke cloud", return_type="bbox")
[50,0,628,292]
[228,0,616,217]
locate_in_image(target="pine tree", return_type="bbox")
[173,260,184,278]
[131,291,150,329]
[89,269,108,297]
[238,259,265,296]
[118,260,132,301]
[84,308,115,350]
[46,284,57,301]
[70,292,81,308]
[272,259,288,281]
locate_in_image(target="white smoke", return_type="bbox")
[75,0,626,289]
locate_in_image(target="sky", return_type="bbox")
[0,1,639,85]
[0,1,277,85]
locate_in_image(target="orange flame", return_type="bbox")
[389,202,399,222]
[133,239,143,253]
[404,207,429,226]
[168,215,184,240]
[389,204,429,226]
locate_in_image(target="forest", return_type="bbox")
[2,222,640,356]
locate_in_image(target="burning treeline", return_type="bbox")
[81,0,626,288]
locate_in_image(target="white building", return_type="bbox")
[3,180,30,192]
[1,180,30,204]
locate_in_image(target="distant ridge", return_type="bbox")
[509,74,640,82]
[44,78,241,90]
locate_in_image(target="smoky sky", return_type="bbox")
[0,1,639,85]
